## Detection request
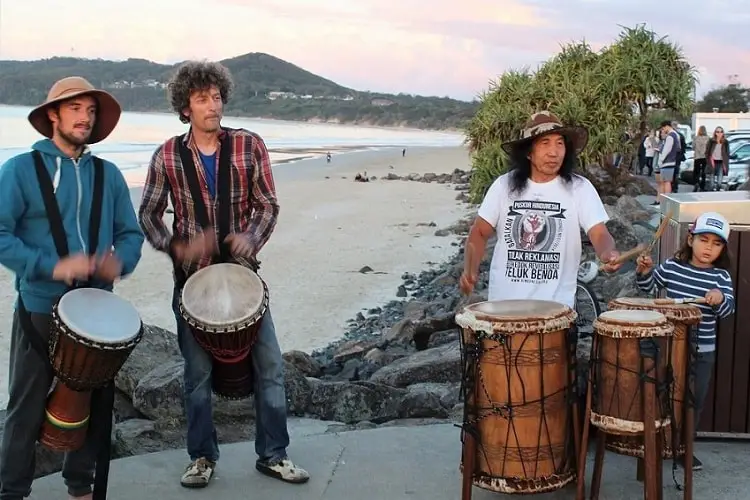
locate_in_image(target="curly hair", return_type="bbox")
[167,60,235,124]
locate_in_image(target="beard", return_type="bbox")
[58,128,91,148]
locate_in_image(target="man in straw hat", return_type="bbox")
[0,76,144,499]
[460,111,622,307]
[138,60,309,489]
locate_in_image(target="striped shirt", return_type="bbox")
[636,258,735,352]
[138,127,279,281]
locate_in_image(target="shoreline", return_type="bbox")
[0,145,476,410]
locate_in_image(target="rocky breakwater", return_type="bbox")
[14,169,661,478]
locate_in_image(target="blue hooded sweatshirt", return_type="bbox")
[0,139,145,314]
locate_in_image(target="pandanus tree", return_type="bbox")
[464,24,697,202]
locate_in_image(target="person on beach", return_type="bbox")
[652,120,682,205]
[137,61,309,489]
[635,211,735,471]
[459,111,622,309]
[0,77,144,500]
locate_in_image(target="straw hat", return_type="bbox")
[27,76,122,144]
[501,111,588,155]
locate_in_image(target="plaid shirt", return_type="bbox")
[138,127,279,281]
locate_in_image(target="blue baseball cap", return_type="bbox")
[690,212,730,242]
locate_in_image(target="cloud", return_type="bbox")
[0,0,747,100]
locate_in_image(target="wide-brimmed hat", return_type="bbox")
[27,76,122,144]
[501,111,588,155]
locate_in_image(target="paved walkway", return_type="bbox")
[31,421,749,499]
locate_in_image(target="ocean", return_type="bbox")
[0,104,464,183]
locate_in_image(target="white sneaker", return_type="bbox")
[180,457,216,488]
[256,457,310,484]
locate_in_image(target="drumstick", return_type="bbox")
[653,297,707,305]
[598,244,646,271]
[644,209,673,254]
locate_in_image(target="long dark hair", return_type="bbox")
[674,233,731,270]
[507,135,580,194]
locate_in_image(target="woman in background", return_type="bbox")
[706,127,730,191]
[692,126,710,191]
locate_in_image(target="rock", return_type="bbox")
[282,350,322,377]
[396,285,407,297]
[604,218,639,252]
[614,196,651,223]
[428,329,460,348]
[116,324,180,398]
[307,381,406,423]
[359,266,374,273]
[131,359,308,423]
[332,340,378,364]
[112,418,163,457]
[369,342,462,387]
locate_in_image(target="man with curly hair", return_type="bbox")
[138,60,309,489]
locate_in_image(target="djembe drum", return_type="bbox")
[588,309,673,435]
[454,299,578,495]
[179,263,269,399]
[40,288,144,452]
[605,297,702,459]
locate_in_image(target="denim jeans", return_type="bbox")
[692,350,716,435]
[0,309,109,499]
[171,287,290,464]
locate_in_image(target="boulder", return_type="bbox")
[369,342,462,387]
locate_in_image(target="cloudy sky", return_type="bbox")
[0,0,746,101]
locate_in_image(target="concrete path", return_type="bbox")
[31,421,749,499]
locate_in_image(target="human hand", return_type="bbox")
[224,233,255,259]
[459,270,477,296]
[705,289,724,306]
[599,250,622,273]
[636,254,654,275]
[94,251,123,283]
[52,253,95,285]
[172,229,217,263]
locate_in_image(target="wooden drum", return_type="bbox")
[454,299,578,494]
[41,288,143,452]
[589,309,673,436]
[179,263,269,400]
[604,297,702,458]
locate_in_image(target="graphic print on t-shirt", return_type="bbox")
[503,199,566,284]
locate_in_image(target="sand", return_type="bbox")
[0,146,473,408]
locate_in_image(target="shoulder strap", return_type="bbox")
[31,151,69,258]
[216,135,232,263]
[177,133,233,263]
[177,136,211,230]
[89,156,105,257]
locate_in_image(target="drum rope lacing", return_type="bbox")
[49,305,144,392]
[589,328,698,491]
[457,327,579,493]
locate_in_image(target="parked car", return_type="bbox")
[680,139,750,189]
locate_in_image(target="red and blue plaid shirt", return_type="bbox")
[138,127,279,280]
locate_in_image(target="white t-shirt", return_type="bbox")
[477,173,609,309]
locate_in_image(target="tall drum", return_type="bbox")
[605,297,702,458]
[41,288,143,452]
[455,299,578,494]
[179,263,269,400]
[589,309,674,435]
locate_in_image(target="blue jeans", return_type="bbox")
[171,287,290,464]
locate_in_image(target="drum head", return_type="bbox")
[182,263,266,327]
[599,309,664,323]
[57,288,142,344]
[455,299,576,335]
[466,299,569,319]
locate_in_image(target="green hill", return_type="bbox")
[0,52,477,130]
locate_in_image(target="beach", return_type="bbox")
[0,145,472,409]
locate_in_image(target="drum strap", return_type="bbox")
[31,150,105,260]
[177,133,233,263]
[29,151,112,499]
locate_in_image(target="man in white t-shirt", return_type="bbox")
[460,111,622,309]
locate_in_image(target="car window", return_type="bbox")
[735,144,750,159]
